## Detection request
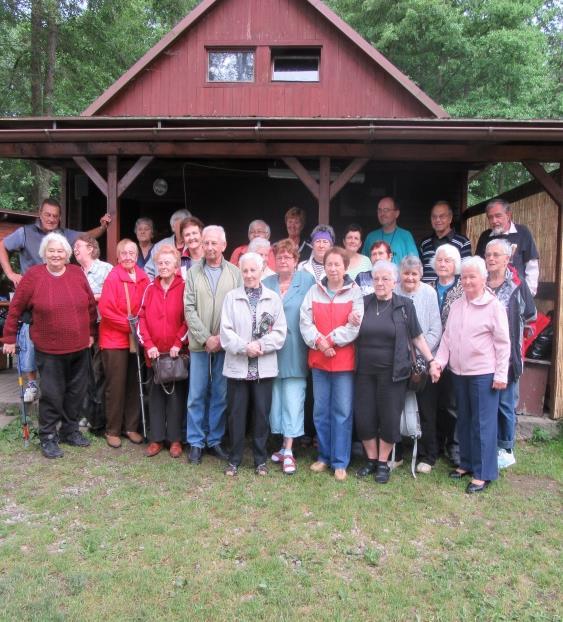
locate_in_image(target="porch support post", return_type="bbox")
[73,156,108,196]
[106,156,119,265]
[282,157,319,199]
[547,164,563,419]
[329,158,369,200]
[522,161,563,207]
[318,157,331,224]
[117,156,154,197]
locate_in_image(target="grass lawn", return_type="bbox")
[0,418,561,622]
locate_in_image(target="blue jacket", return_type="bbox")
[263,271,315,378]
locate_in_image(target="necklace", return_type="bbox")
[376,298,392,315]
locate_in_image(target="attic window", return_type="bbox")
[271,48,320,82]
[207,50,255,82]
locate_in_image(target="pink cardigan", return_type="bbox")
[435,289,510,383]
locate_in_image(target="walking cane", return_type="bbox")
[15,320,30,448]
[127,314,147,440]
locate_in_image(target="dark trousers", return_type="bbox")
[436,369,460,462]
[148,369,187,443]
[451,373,499,481]
[227,378,273,467]
[417,380,439,465]
[101,349,140,436]
[35,348,90,441]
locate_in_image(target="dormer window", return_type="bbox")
[207,49,255,82]
[271,47,320,82]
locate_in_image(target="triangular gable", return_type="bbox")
[82,0,448,118]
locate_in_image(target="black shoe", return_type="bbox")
[208,444,228,461]
[466,480,490,494]
[374,464,391,484]
[40,436,64,459]
[356,461,377,478]
[188,445,202,464]
[60,430,91,447]
[449,469,472,480]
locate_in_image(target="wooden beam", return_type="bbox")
[282,157,319,198]
[550,165,563,420]
[329,157,369,200]
[522,161,563,208]
[117,155,154,197]
[2,142,562,162]
[318,157,331,224]
[73,156,108,196]
[106,156,119,265]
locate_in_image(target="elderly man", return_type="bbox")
[184,225,242,464]
[476,199,539,296]
[419,201,472,284]
[0,197,110,401]
[144,208,191,280]
[362,196,417,265]
[229,219,276,269]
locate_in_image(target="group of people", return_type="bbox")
[0,195,539,494]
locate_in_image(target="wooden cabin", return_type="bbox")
[0,0,560,413]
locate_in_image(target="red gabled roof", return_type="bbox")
[83,0,448,119]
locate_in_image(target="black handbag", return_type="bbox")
[153,354,189,388]
[402,307,428,393]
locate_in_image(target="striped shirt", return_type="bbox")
[419,230,472,284]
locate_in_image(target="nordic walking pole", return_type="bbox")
[127,314,147,440]
[15,320,29,448]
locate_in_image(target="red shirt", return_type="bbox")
[3,264,97,354]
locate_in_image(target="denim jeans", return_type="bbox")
[17,322,36,373]
[451,373,499,482]
[312,369,354,470]
[497,381,516,450]
[186,351,227,448]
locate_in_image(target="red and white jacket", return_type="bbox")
[299,276,363,372]
[137,274,189,366]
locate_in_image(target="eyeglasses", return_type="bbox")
[485,252,507,258]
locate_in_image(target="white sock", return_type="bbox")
[284,448,293,457]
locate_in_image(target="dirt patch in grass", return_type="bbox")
[506,474,560,495]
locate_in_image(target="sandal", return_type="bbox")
[255,463,268,476]
[225,464,238,477]
[282,455,296,475]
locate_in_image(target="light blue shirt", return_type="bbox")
[362,226,418,265]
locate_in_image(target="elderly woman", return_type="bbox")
[355,240,393,295]
[180,216,204,278]
[134,217,155,269]
[432,256,511,493]
[248,237,276,279]
[220,252,287,476]
[138,245,189,459]
[73,235,113,301]
[263,239,315,474]
[343,224,372,280]
[230,219,275,269]
[300,246,363,481]
[485,239,536,469]
[430,243,464,467]
[395,256,442,473]
[98,239,150,448]
[354,260,439,484]
[298,224,335,283]
[2,232,97,458]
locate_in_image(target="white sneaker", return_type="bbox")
[498,448,516,469]
[23,382,39,403]
[416,462,432,474]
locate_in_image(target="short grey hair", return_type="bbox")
[248,219,271,239]
[486,199,511,214]
[135,217,154,232]
[371,259,399,281]
[485,238,512,257]
[399,255,423,276]
[461,256,487,278]
[248,237,271,252]
[430,243,461,275]
[240,251,264,271]
[202,225,226,244]
[39,232,72,264]
[170,209,191,230]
